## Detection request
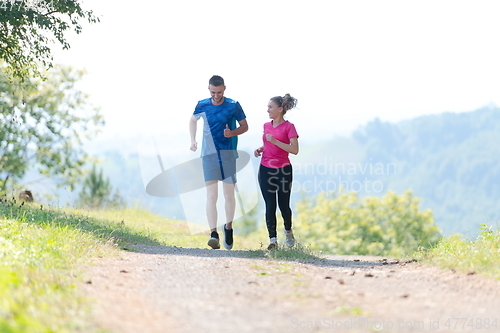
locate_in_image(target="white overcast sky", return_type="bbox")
[54,0,500,148]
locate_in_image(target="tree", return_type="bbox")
[77,164,124,209]
[295,189,442,257]
[0,0,99,79]
[0,63,104,193]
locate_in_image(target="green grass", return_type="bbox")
[0,198,320,332]
[414,224,500,280]
[65,207,207,248]
[267,243,318,260]
[1,201,162,248]
[0,203,111,332]
[240,229,318,260]
[0,199,202,332]
[244,242,318,261]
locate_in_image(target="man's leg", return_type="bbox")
[206,180,221,249]
[202,156,223,249]
[222,182,235,249]
[222,182,236,228]
[205,180,218,231]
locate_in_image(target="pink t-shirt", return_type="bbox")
[261,120,299,168]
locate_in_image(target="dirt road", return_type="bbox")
[82,245,500,332]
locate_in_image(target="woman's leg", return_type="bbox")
[277,164,293,231]
[258,164,278,239]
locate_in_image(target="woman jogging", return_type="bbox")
[254,94,299,250]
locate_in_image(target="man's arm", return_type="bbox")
[189,115,198,151]
[224,119,248,138]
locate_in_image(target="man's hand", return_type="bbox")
[224,124,232,138]
[190,142,198,151]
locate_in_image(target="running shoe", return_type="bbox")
[208,231,220,249]
[223,224,233,250]
[267,237,278,250]
[284,229,295,247]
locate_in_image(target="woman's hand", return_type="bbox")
[265,134,277,144]
[254,146,264,157]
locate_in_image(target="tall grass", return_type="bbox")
[0,201,112,332]
[415,224,500,280]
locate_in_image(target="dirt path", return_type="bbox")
[82,245,500,333]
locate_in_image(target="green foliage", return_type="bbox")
[415,224,500,279]
[295,189,442,256]
[0,64,104,193]
[0,202,109,332]
[77,164,125,209]
[243,243,318,260]
[0,0,99,79]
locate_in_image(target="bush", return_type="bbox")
[295,189,442,256]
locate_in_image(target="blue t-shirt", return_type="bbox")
[193,97,246,161]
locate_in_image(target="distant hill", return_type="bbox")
[292,105,500,236]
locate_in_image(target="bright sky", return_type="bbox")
[54,0,500,148]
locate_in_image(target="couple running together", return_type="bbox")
[189,75,299,251]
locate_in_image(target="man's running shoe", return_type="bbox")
[223,224,233,250]
[208,231,220,249]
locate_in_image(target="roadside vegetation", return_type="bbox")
[0,199,112,332]
[0,198,200,332]
[414,224,500,280]
[293,189,442,257]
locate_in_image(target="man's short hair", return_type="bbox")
[209,75,225,87]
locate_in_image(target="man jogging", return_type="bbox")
[189,75,248,249]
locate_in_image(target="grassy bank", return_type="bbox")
[0,201,110,332]
[415,224,500,280]
[0,199,194,332]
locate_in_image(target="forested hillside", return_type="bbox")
[294,105,500,236]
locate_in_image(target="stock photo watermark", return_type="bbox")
[291,159,397,194]
[0,0,55,11]
[290,317,499,330]
[293,159,397,177]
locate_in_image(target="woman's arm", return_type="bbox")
[265,135,299,155]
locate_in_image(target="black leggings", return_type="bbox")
[258,164,293,239]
